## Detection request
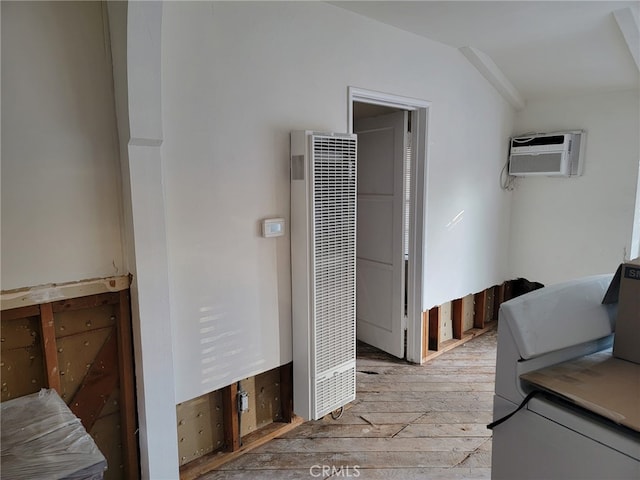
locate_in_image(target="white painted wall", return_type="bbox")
[509,89,640,285]
[161,1,514,403]
[1,2,124,290]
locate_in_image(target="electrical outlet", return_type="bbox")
[238,390,249,413]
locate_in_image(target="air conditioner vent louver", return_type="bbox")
[508,131,585,177]
[291,131,357,421]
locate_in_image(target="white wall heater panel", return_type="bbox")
[291,130,357,420]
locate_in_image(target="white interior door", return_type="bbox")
[355,111,407,358]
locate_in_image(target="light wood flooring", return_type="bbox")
[199,327,497,479]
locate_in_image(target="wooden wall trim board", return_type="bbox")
[1,304,41,321]
[52,292,120,314]
[1,275,130,311]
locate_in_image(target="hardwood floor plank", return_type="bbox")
[313,412,425,426]
[211,451,468,470]
[357,365,496,374]
[330,467,491,480]
[199,467,491,480]
[278,423,406,438]
[348,400,493,414]
[357,382,494,392]
[413,411,494,424]
[393,423,491,438]
[255,436,487,453]
[194,327,498,479]
[459,450,493,468]
[355,390,494,402]
[355,373,496,383]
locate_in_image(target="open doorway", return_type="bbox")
[348,87,430,364]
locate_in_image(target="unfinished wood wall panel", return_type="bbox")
[69,333,119,431]
[462,295,475,332]
[92,411,123,480]
[56,326,113,402]
[176,391,225,466]
[439,302,453,343]
[0,314,44,401]
[0,286,139,479]
[54,304,116,337]
[239,368,282,437]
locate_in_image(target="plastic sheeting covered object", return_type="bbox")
[1,389,107,479]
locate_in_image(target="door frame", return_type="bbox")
[348,87,430,364]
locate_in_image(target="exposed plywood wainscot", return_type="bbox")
[177,390,226,465]
[423,280,540,363]
[0,282,138,480]
[178,364,301,480]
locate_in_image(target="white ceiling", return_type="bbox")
[330,1,640,102]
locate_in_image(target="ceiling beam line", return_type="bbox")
[613,7,640,72]
[460,46,525,111]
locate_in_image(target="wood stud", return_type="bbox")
[428,306,440,351]
[39,303,61,394]
[452,298,463,340]
[279,362,293,423]
[421,311,429,360]
[222,383,240,452]
[116,290,139,480]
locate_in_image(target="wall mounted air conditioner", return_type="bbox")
[509,131,585,177]
[290,130,357,421]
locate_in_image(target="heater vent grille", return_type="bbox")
[312,135,357,377]
[315,364,356,419]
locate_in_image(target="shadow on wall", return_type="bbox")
[510,278,545,297]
